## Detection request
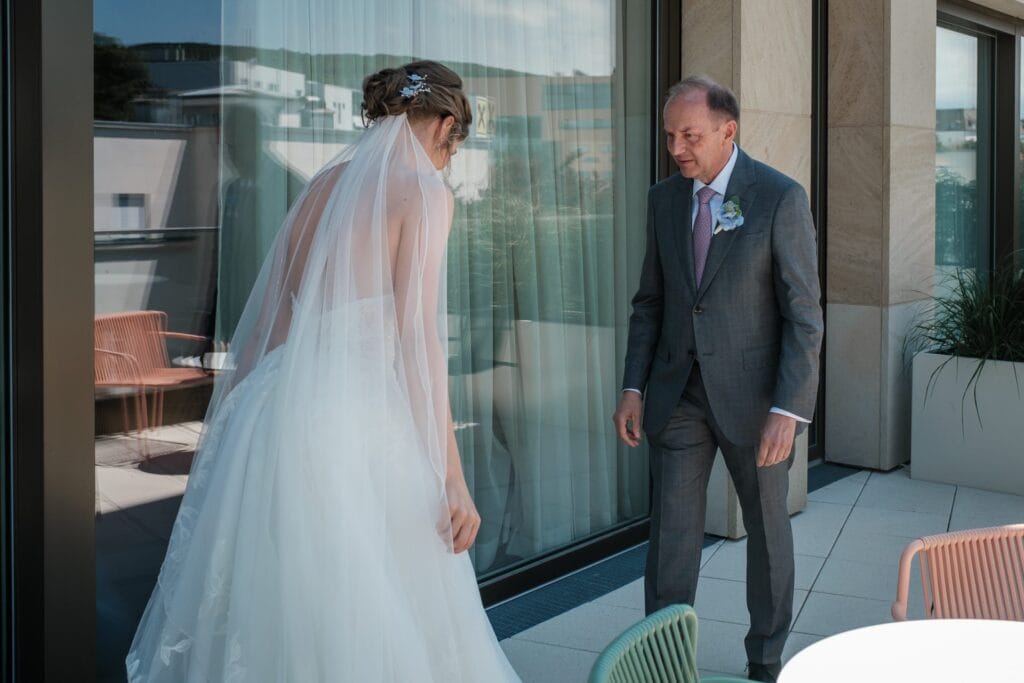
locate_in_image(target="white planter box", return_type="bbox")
[704,431,808,539]
[911,352,1024,496]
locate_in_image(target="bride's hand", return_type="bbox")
[445,475,481,553]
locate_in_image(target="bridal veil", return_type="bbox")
[124,114,516,681]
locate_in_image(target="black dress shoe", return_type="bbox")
[746,662,781,682]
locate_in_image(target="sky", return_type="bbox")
[936,26,978,111]
[95,0,221,45]
[95,0,619,77]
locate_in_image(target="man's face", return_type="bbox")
[663,92,736,184]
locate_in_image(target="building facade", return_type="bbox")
[3,0,1023,680]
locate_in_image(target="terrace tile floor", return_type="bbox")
[94,432,1024,682]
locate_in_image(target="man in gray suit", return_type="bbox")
[613,76,823,682]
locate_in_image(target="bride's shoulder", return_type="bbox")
[305,160,348,194]
[388,166,450,206]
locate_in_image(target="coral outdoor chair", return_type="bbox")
[589,604,749,683]
[94,311,210,448]
[892,524,1024,621]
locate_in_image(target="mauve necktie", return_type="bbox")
[693,185,717,287]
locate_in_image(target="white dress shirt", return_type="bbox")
[624,144,809,424]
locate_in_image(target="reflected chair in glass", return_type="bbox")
[94,311,210,451]
[892,524,1024,621]
[588,603,750,683]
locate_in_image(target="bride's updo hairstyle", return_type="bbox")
[361,60,472,147]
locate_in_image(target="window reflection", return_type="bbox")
[95,1,652,679]
[1019,38,1024,263]
[935,25,993,277]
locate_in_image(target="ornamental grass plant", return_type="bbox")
[910,258,1024,427]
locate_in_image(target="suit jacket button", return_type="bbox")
[693,305,703,314]
[687,350,695,357]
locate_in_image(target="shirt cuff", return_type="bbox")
[770,406,810,423]
[622,388,643,395]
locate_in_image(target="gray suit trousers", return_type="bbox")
[644,364,794,666]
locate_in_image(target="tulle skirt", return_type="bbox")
[126,345,520,682]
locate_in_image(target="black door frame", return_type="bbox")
[1,0,12,678]
[4,0,94,680]
[809,0,827,461]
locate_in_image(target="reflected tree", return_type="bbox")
[94,33,155,122]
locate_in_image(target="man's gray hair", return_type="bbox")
[666,76,740,123]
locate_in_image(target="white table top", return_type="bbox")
[779,619,1024,683]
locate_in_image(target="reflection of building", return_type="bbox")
[463,74,616,177]
[94,121,219,337]
[936,108,979,183]
[936,107,978,133]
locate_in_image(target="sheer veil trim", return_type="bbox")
[205,111,452,493]
[124,113,488,681]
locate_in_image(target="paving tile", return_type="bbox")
[692,618,750,677]
[699,670,745,680]
[500,638,597,683]
[842,505,949,539]
[702,540,724,568]
[699,539,747,582]
[809,464,869,490]
[700,540,824,591]
[594,579,643,610]
[590,541,720,612]
[782,631,823,665]
[828,528,917,566]
[855,468,956,515]
[792,592,892,637]
[793,588,810,614]
[95,510,164,550]
[813,556,893,601]
[694,577,750,625]
[96,465,188,511]
[806,477,865,505]
[812,556,921,607]
[97,492,121,515]
[792,554,827,591]
[693,577,807,629]
[514,601,644,653]
[120,497,184,541]
[948,485,1024,530]
[790,501,852,557]
[97,540,167,584]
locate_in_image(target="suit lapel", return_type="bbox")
[669,175,697,299]
[696,148,759,301]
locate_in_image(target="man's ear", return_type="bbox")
[720,119,737,145]
[722,119,737,145]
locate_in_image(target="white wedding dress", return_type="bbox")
[126,115,520,682]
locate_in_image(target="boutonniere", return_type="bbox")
[713,195,744,235]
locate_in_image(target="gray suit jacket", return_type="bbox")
[623,148,823,446]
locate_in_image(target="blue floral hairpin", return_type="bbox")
[401,73,431,99]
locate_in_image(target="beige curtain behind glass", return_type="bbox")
[219,0,651,574]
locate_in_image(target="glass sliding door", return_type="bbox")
[935,24,995,280]
[94,0,653,678]
[93,3,225,679]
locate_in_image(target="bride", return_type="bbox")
[126,61,521,682]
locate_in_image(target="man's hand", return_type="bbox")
[445,475,481,553]
[613,392,644,447]
[757,412,796,467]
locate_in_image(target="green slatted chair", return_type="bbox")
[588,604,750,683]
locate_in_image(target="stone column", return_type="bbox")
[681,0,812,537]
[826,0,936,470]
